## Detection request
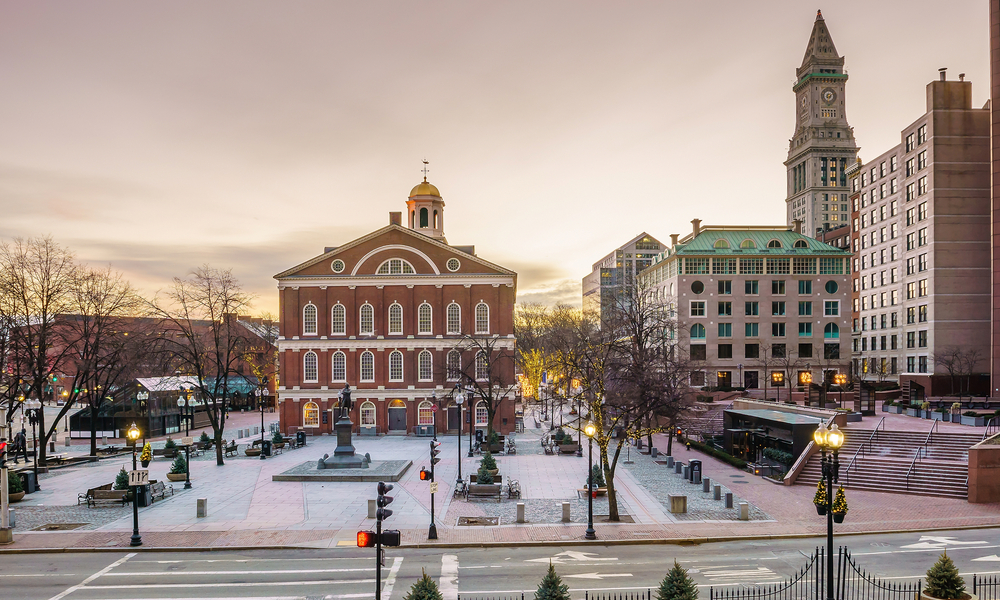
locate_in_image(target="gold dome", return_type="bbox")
[409,181,441,197]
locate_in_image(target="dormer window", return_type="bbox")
[740,240,756,249]
[767,240,783,249]
[713,239,729,249]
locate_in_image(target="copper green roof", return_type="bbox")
[669,229,849,257]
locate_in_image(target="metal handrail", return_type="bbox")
[843,416,885,485]
[982,417,999,442]
[905,420,939,490]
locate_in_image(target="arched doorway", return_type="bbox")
[388,399,407,432]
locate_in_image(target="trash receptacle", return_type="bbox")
[261,440,272,456]
[18,471,36,494]
[475,429,484,444]
[689,459,702,484]
[296,431,306,447]
[136,484,152,507]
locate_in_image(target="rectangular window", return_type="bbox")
[772,280,786,295]
[799,322,812,337]
[907,307,916,324]
[718,344,733,359]
[745,343,759,358]
[907,332,915,348]
[745,323,759,337]
[918,355,928,373]
[906,233,915,251]
[890,223,898,239]
[906,157,915,176]
[918,305,928,323]
[906,282,916,300]
[766,258,790,274]
[907,356,916,372]
[718,280,732,295]
[824,300,839,316]
[906,257,915,275]
[690,345,706,361]
[891,312,898,327]
[712,258,738,275]
[917,150,927,170]
[798,343,813,359]
[718,301,732,316]
[917,124,926,144]
[798,280,812,295]
[906,133,915,152]
[819,258,844,275]
[740,258,764,275]
[798,301,812,316]
[890,156,897,172]
[745,280,759,295]
[918,228,927,246]
[891,335,898,350]
[793,258,817,275]
[718,323,732,338]
[906,183,915,201]
[824,343,840,360]
[684,258,710,274]
[690,301,706,317]
[918,176,927,195]
[918,201,927,220]
[772,301,786,316]
[745,301,759,316]
[880,336,887,351]
[918,279,928,297]
[918,254,927,272]
[772,322,786,337]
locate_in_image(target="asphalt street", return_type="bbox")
[4,528,1000,600]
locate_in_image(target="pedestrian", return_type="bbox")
[12,429,26,464]
[685,440,691,452]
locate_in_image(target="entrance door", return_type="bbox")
[388,399,407,432]
[744,371,759,389]
[447,406,460,431]
[718,371,732,388]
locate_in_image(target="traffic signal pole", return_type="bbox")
[375,516,382,600]
[429,438,441,540]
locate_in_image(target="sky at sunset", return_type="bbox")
[0,1,990,315]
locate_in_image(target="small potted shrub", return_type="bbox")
[831,486,848,523]
[114,466,131,500]
[163,437,178,458]
[6,470,24,503]
[587,463,607,496]
[199,431,213,450]
[139,443,152,467]
[475,464,494,485]
[167,454,187,482]
[961,411,986,427]
[272,431,285,449]
[951,402,963,420]
[487,430,502,453]
[813,480,828,515]
[921,401,932,419]
[480,451,499,476]
[921,552,973,600]
[934,407,950,422]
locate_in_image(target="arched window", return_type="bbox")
[433,210,439,229]
[331,304,346,335]
[418,400,434,425]
[794,239,809,249]
[740,239,756,249]
[389,351,404,382]
[360,401,376,427]
[360,351,375,382]
[331,351,346,382]
[303,304,317,335]
[420,207,429,228]
[767,239,783,249]
[418,303,432,334]
[388,303,403,334]
[475,302,490,334]
[376,258,416,275]
[447,349,461,380]
[447,303,461,334]
[691,324,706,339]
[475,351,488,381]
[359,304,374,335]
[418,350,433,381]
[713,239,729,249]
[475,400,488,426]
[303,351,318,382]
[303,401,319,427]
[824,323,840,339]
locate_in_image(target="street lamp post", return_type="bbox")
[24,398,41,491]
[466,386,475,458]
[833,373,847,408]
[127,422,142,547]
[258,377,268,461]
[771,371,783,402]
[576,397,582,458]
[454,384,465,484]
[584,422,597,540]
[813,422,844,600]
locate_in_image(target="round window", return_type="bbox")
[446,258,460,272]
[331,259,345,273]
[691,281,704,294]
[825,280,838,294]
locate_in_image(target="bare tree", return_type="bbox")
[150,266,255,465]
[453,334,517,438]
[955,348,983,397]
[933,348,961,396]
[756,342,784,401]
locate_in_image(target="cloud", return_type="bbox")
[517,278,581,308]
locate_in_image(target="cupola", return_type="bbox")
[406,162,446,241]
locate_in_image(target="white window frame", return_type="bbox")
[360,303,374,336]
[360,401,376,427]
[418,400,434,426]
[303,351,318,383]
[475,351,488,381]
[690,300,706,317]
[418,302,433,335]
[475,302,490,334]
[447,303,461,334]
[331,351,346,382]
[303,303,318,336]
[331,304,346,335]
[447,349,462,381]
[389,350,404,382]
[824,300,840,316]
[376,258,416,274]
[360,351,375,382]
[303,401,320,428]
[418,350,433,382]
[474,400,488,426]
[388,303,403,335]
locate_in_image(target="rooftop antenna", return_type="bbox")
[421,159,430,182]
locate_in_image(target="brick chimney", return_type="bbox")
[691,219,702,237]
[792,219,803,234]
[389,212,402,226]
[670,234,679,247]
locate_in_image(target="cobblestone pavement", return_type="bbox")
[8,503,131,532]
[454,496,633,525]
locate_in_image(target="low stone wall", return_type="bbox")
[968,433,1000,503]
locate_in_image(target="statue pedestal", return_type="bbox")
[318,416,368,469]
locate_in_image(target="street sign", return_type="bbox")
[431,405,437,412]
[129,470,149,487]
[429,482,439,494]
[181,437,193,446]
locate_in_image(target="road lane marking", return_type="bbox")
[102,568,373,576]
[84,579,377,590]
[0,574,79,577]
[133,558,369,564]
[901,536,988,550]
[564,573,633,580]
[382,557,403,599]
[526,550,618,564]
[440,554,459,600]
[46,553,135,600]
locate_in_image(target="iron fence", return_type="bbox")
[975,574,1000,600]
[837,547,921,600]
[709,547,821,599]
[585,591,652,599]
[457,594,524,600]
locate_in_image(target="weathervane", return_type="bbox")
[421,159,430,182]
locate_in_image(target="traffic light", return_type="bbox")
[376,482,394,521]
[381,529,401,547]
[0,441,7,465]
[419,467,430,481]
[430,440,442,468]
[357,530,376,547]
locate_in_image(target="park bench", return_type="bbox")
[78,483,113,505]
[506,479,521,499]
[223,441,239,457]
[470,474,502,485]
[152,448,179,459]
[541,436,554,455]
[150,481,174,502]
[87,489,129,508]
[454,480,467,498]
[558,443,579,455]
[465,483,502,502]
[47,453,69,465]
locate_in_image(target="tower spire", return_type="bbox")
[799,8,843,76]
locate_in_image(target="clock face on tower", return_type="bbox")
[822,88,837,104]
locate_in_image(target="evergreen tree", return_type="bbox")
[114,467,130,490]
[170,453,187,475]
[656,560,699,600]
[476,464,493,485]
[403,569,443,600]
[480,451,497,471]
[535,562,570,600]
[924,551,966,599]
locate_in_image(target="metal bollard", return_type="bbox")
[650,447,658,459]
[197,498,208,518]
[368,499,377,519]
[683,465,689,480]
[714,484,722,500]
[562,502,571,523]
[703,477,711,493]
[674,462,683,474]
[725,492,734,509]
[739,502,750,521]
[667,456,675,468]
[65,436,71,447]
[517,502,525,523]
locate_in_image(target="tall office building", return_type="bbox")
[785,10,859,237]
[582,232,662,321]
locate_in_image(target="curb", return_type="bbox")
[1,522,998,554]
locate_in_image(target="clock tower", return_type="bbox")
[784,10,858,237]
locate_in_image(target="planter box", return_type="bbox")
[842,412,863,423]
[558,443,580,454]
[930,412,949,421]
[906,408,922,418]
[7,491,24,503]
[166,473,186,482]
[962,415,987,427]
[890,406,904,414]
[359,426,377,436]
